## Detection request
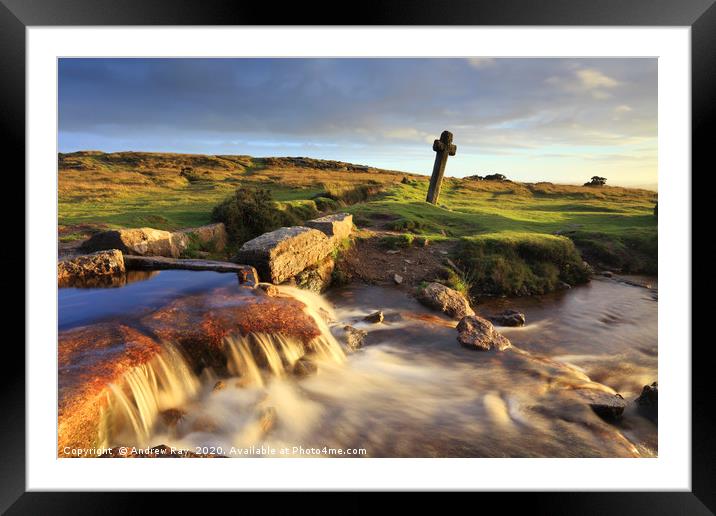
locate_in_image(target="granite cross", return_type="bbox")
[426,130,457,204]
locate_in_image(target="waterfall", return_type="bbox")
[100,285,346,448]
[103,343,199,447]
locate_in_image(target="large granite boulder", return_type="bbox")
[58,249,125,287]
[305,213,353,243]
[232,226,333,284]
[175,222,227,253]
[81,227,187,258]
[456,315,512,351]
[417,282,475,320]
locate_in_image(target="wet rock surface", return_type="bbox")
[58,323,162,455]
[364,311,384,324]
[58,249,125,287]
[343,325,368,350]
[292,357,318,377]
[417,282,475,320]
[140,286,321,372]
[456,315,512,351]
[490,309,526,327]
[635,381,658,421]
[233,226,333,284]
[290,255,335,293]
[575,389,626,421]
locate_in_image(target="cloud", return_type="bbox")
[58,58,657,184]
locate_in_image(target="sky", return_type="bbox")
[58,58,658,189]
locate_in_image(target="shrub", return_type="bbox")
[455,233,591,297]
[211,186,287,248]
[584,176,607,186]
[389,217,424,233]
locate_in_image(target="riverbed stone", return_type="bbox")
[58,249,125,287]
[635,381,658,421]
[233,226,333,284]
[417,282,475,320]
[305,213,353,243]
[81,227,187,258]
[140,285,322,373]
[58,323,162,456]
[575,389,626,421]
[364,311,384,324]
[293,357,318,377]
[490,309,526,327]
[343,325,368,350]
[456,315,512,351]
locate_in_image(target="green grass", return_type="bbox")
[58,152,657,294]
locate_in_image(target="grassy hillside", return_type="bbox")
[58,151,658,291]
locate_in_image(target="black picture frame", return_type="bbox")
[2,0,709,512]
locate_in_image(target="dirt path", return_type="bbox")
[335,230,456,288]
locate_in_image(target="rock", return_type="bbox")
[343,325,368,350]
[490,309,526,327]
[393,273,404,285]
[175,222,227,253]
[601,271,614,278]
[257,283,280,297]
[292,357,318,377]
[386,249,400,255]
[233,226,333,284]
[575,389,626,421]
[58,323,162,456]
[305,213,353,243]
[456,315,512,351]
[142,287,322,372]
[123,255,257,283]
[364,311,384,324]
[212,380,226,392]
[557,281,572,290]
[160,408,186,428]
[417,282,475,320]
[292,256,335,293]
[635,382,658,421]
[81,227,187,258]
[58,249,125,287]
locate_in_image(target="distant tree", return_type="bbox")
[584,176,607,186]
[484,173,508,181]
[464,175,484,181]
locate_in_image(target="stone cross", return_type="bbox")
[426,130,457,204]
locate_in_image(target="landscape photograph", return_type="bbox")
[57,57,658,459]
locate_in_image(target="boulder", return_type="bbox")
[635,382,658,422]
[58,323,162,456]
[81,227,187,258]
[456,315,512,351]
[140,286,322,373]
[575,389,626,421]
[490,309,526,327]
[292,256,335,293]
[175,222,227,253]
[343,325,368,350]
[417,282,475,320]
[364,311,384,324]
[305,213,353,243]
[233,226,333,284]
[58,249,125,287]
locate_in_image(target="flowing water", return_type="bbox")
[60,271,657,458]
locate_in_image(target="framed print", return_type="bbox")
[2,0,711,512]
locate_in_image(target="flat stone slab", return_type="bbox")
[124,255,257,284]
[233,226,333,284]
[305,213,353,242]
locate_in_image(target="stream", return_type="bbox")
[59,272,657,458]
